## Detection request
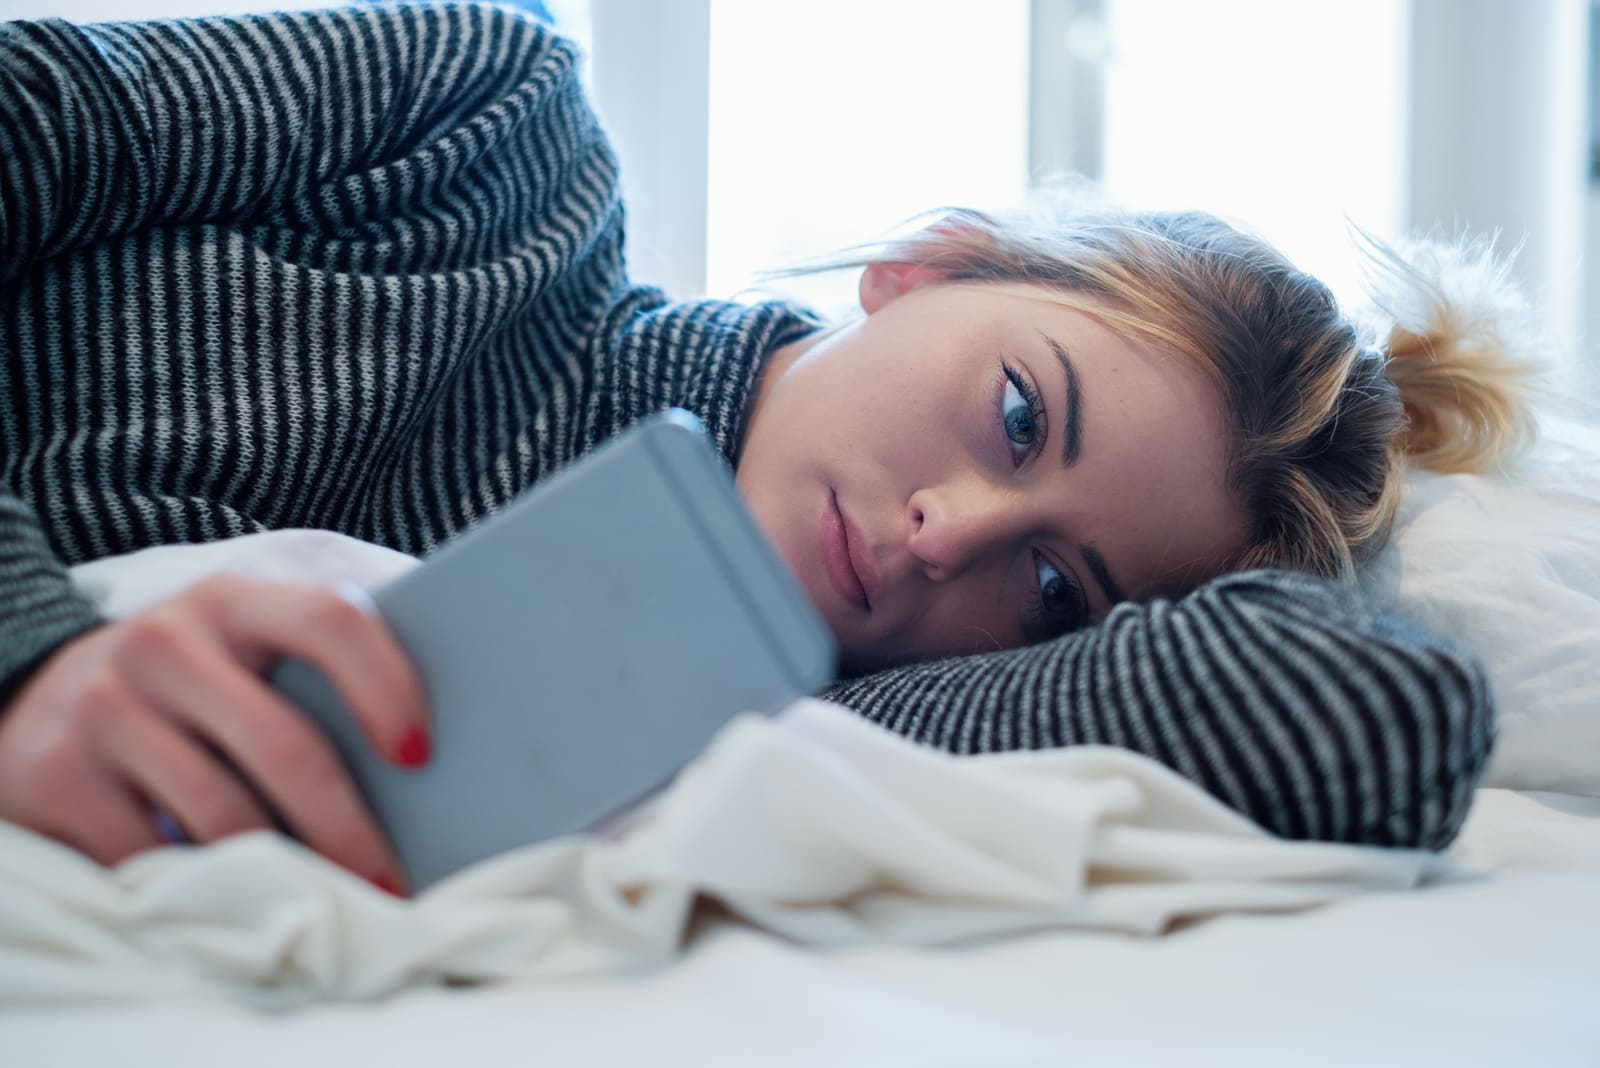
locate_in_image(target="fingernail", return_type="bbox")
[369,872,405,897]
[397,725,431,768]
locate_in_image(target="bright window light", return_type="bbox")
[1101,0,1409,308]
[705,1,1032,315]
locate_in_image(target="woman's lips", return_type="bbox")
[839,500,882,605]
[820,490,871,612]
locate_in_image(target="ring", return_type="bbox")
[153,809,191,845]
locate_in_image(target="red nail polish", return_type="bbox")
[397,726,431,768]
[370,872,403,897]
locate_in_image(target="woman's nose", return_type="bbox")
[905,482,1025,581]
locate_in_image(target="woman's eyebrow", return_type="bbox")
[1035,332,1125,607]
[1081,545,1127,608]
[1040,334,1083,466]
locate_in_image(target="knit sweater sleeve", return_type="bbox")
[0,4,560,283]
[0,2,572,698]
[822,569,1495,851]
[0,18,164,692]
[0,491,103,699]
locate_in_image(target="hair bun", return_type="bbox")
[1358,231,1541,474]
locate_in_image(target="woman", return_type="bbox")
[0,2,1531,894]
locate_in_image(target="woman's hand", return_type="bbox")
[0,575,428,893]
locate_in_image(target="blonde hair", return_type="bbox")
[813,205,1539,583]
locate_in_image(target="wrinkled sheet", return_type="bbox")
[0,697,1439,1007]
[6,788,1599,1068]
[0,531,1449,1007]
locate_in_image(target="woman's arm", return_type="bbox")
[0,1,571,285]
[0,2,575,878]
[823,569,1494,851]
[0,489,103,700]
[0,1,578,694]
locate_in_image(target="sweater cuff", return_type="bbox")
[0,493,106,701]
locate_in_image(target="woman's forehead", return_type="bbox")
[954,284,1201,392]
[946,281,1171,351]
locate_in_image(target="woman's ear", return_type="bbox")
[858,261,946,315]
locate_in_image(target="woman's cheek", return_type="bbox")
[961,377,1003,469]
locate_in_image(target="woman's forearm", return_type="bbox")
[823,569,1494,851]
[0,2,579,285]
[0,488,104,701]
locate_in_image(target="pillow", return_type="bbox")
[1358,414,1600,796]
[69,529,419,620]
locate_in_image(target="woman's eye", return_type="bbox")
[1028,550,1086,638]
[997,364,1045,467]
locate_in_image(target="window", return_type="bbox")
[612,1,1406,313]
[705,1,1032,315]
[1099,0,1408,307]
[49,0,1576,356]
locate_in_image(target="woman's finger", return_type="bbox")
[201,576,431,769]
[121,628,407,892]
[100,710,276,846]
[47,778,164,869]
[0,659,165,867]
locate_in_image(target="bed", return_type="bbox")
[0,411,1595,1067]
[3,792,1599,1066]
[5,790,1599,1068]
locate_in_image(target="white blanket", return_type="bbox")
[0,532,1446,1008]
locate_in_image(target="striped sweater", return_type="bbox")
[0,2,1494,851]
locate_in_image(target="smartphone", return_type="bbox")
[271,409,837,891]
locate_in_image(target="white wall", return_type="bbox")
[588,0,710,299]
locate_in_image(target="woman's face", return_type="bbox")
[736,266,1249,676]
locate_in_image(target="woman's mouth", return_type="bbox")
[819,489,873,613]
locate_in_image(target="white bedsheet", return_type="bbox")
[0,696,1444,1005]
[3,525,1446,1006]
[5,788,1598,1068]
